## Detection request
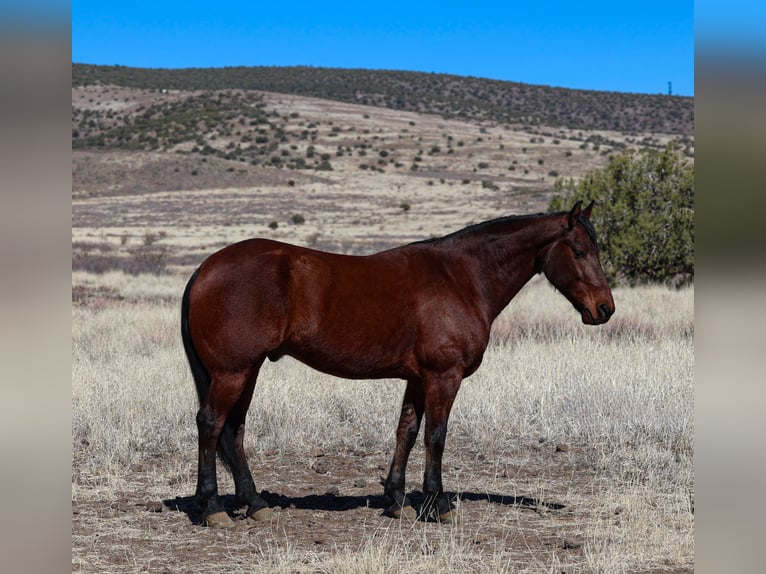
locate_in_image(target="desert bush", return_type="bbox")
[549,143,693,285]
[129,244,169,275]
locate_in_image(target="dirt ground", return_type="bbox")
[73,442,572,570]
[72,436,691,573]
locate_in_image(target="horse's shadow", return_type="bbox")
[163,490,564,525]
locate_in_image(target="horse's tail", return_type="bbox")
[181,266,209,406]
[181,266,238,473]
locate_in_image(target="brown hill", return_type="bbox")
[72,64,693,135]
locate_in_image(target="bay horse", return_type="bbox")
[181,201,614,527]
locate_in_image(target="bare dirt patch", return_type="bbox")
[74,439,680,573]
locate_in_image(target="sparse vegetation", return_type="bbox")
[72,64,693,135]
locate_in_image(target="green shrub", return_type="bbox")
[548,143,693,285]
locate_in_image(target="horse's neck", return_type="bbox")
[459,218,562,320]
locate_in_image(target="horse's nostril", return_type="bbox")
[598,303,611,320]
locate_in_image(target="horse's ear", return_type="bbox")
[582,200,595,220]
[567,201,583,229]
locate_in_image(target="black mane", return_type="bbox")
[410,212,547,246]
[411,211,598,246]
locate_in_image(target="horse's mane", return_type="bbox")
[410,211,598,247]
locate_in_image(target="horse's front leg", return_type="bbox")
[421,369,463,523]
[384,379,424,521]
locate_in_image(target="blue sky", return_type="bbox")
[72,1,694,96]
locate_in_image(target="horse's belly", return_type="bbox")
[282,334,418,380]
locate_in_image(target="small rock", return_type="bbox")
[353,478,367,488]
[555,443,570,453]
[325,485,340,496]
[313,461,329,474]
[310,447,325,458]
[562,538,582,550]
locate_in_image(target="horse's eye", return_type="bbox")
[573,248,586,259]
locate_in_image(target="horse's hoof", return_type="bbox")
[438,510,460,524]
[248,506,273,522]
[204,510,235,528]
[391,505,417,522]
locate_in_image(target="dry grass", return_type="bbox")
[72,273,693,572]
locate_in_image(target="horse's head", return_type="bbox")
[540,201,615,325]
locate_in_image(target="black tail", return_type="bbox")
[181,267,209,406]
[181,266,239,473]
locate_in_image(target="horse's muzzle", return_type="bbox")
[582,302,614,325]
[598,303,613,322]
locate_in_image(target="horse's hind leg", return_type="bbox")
[383,379,424,521]
[221,360,272,521]
[195,369,252,528]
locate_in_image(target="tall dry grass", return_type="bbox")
[72,273,693,572]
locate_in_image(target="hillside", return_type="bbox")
[72,65,693,266]
[72,64,693,135]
